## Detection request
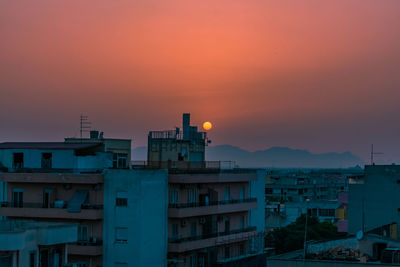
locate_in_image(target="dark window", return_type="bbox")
[116,198,128,207]
[224,247,230,259]
[13,153,24,169]
[191,222,197,237]
[239,244,245,255]
[113,153,128,169]
[12,189,23,207]
[41,153,52,169]
[29,252,36,267]
[42,189,52,208]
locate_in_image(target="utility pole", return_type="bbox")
[370,144,383,165]
[303,198,310,265]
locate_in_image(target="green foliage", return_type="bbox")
[266,214,347,254]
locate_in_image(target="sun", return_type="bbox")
[203,121,212,131]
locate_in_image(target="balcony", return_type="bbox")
[0,202,103,220]
[168,198,257,218]
[168,227,257,253]
[68,240,103,256]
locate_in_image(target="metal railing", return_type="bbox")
[76,239,103,246]
[0,202,103,209]
[168,226,257,243]
[132,160,236,170]
[169,198,257,209]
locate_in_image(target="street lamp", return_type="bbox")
[303,198,310,263]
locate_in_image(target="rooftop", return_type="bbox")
[0,142,100,150]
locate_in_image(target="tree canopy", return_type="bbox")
[266,215,347,254]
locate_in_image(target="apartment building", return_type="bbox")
[348,165,400,239]
[0,136,168,267]
[265,170,356,232]
[142,114,266,267]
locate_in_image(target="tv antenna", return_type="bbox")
[370,144,383,165]
[80,114,91,140]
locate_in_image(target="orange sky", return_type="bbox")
[1,0,400,162]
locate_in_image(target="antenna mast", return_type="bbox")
[370,144,383,165]
[80,114,91,141]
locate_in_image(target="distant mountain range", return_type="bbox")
[131,145,364,168]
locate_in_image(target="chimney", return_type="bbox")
[182,113,190,140]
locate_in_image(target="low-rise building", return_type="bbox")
[0,220,78,267]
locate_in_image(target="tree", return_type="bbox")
[266,215,347,254]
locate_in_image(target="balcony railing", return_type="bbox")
[168,226,257,243]
[169,198,256,209]
[76,239,103,246]
[0,202,103,209]
[132,161,237,171]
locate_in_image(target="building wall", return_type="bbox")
[348,165,400,235]
[0,149,75,169]
[0,149,112,170]
[248,170,266,232]
[103,169,168,267]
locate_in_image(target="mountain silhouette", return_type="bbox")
[132,145,364,168]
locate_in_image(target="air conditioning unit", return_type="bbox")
[181,220,187,227]
[199,217,206,224]
[54,200,65,209]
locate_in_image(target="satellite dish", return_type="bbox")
[356,230,364,240]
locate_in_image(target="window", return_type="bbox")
[319,209,335,217]
[116,192,128,207]
[172,224,179,238]
[189,254,197,267]
[239,244,245,255]
[265,188,273,194]
[115,227,128,243]
[41,153,52,169]
[240,215,245,230]
[115,263,128,267]
[29,251,36,267]
[240,186,245,200]
[224,247,230,259]
[169,189,179,205]
[190,222,197,237]
[42,189,53,208]
[13,153,24,169]
[189,188,196,204]
[224,186,230,201]
[113,153,128,169]
[78,225,89,242]
[12,188,23,207]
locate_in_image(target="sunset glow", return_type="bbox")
[1,0,400,162]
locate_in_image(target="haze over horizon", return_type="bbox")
[1,1,400,164]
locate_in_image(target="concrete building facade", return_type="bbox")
[146,114,266,267]
[348,165,400,238]
[0,138,168,267]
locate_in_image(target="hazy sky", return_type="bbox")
[1,1,400,163]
